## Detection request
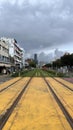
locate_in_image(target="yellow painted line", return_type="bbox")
[46,77,73,118]
[55,77,73,89]
[0,77,30,115]
[3,78,71,130]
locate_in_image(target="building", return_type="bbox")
[0,37,25,73]
[21,48,25,67]
[25,58,33,68]
[0,39,11,73]
[34,54,38,64]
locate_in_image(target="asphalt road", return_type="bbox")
[0,75,12,84]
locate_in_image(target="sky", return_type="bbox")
[0,0,73,62]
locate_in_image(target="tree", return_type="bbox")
[44,63,52,68]
[53,59,61,68]
[61,53,71,67]
[29,61,36,68]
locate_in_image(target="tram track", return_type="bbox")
[0,77,23,93]
[2,77,72,130]
[41,71,73,112]
[40,71,73,128]
[0,69,36,94]
[41,69,73,91]
[44,77,73,129]
[0,69,73,129]
[53,77,73,91]
[0,70,36,130]
[64,78,73,84]
[0,76,33,130]
[45,77,73,117]
[0,78,29,115]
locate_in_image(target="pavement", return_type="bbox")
[0,75,12,84]
[64,78,73,83]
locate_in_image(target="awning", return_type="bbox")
[0,63,11,67]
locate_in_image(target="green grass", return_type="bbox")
[34,69,42,77]
[22,69,36,77]
[11,69,36,77]
[11,68,67,77]
[42,69,67,77]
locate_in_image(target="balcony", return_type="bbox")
[0,58,10,64]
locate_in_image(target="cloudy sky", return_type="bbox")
[0,0,73,62]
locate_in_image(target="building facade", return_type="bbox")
[0,39,11,73]
[0,37,25,73]
[13,41,24,69]
[34,54,38,64]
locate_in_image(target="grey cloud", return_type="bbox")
[38,52,54,63]
[38,49,64,62]
[0,0,73,58]
[54,49,64,59]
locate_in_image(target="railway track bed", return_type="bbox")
[0,77,73,130]
[0,77,30,129]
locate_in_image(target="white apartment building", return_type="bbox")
[0,39,11,73]
[13,41,24,69]
[21,48,25,67]
[0,37,25,72]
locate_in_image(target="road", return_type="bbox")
[0,75,12,84]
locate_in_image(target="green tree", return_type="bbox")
[29,61,36,68]
[61,53,71,67]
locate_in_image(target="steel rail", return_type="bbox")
[44,78,73,129]
[36,70,73,128]
[53,78,73,91]
[0,76,33,130]
[0,70,36,130]
[63,78,73,84]
[0,77,23,93]
[0,69,36,93]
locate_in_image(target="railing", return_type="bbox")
[0,59,10,64]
